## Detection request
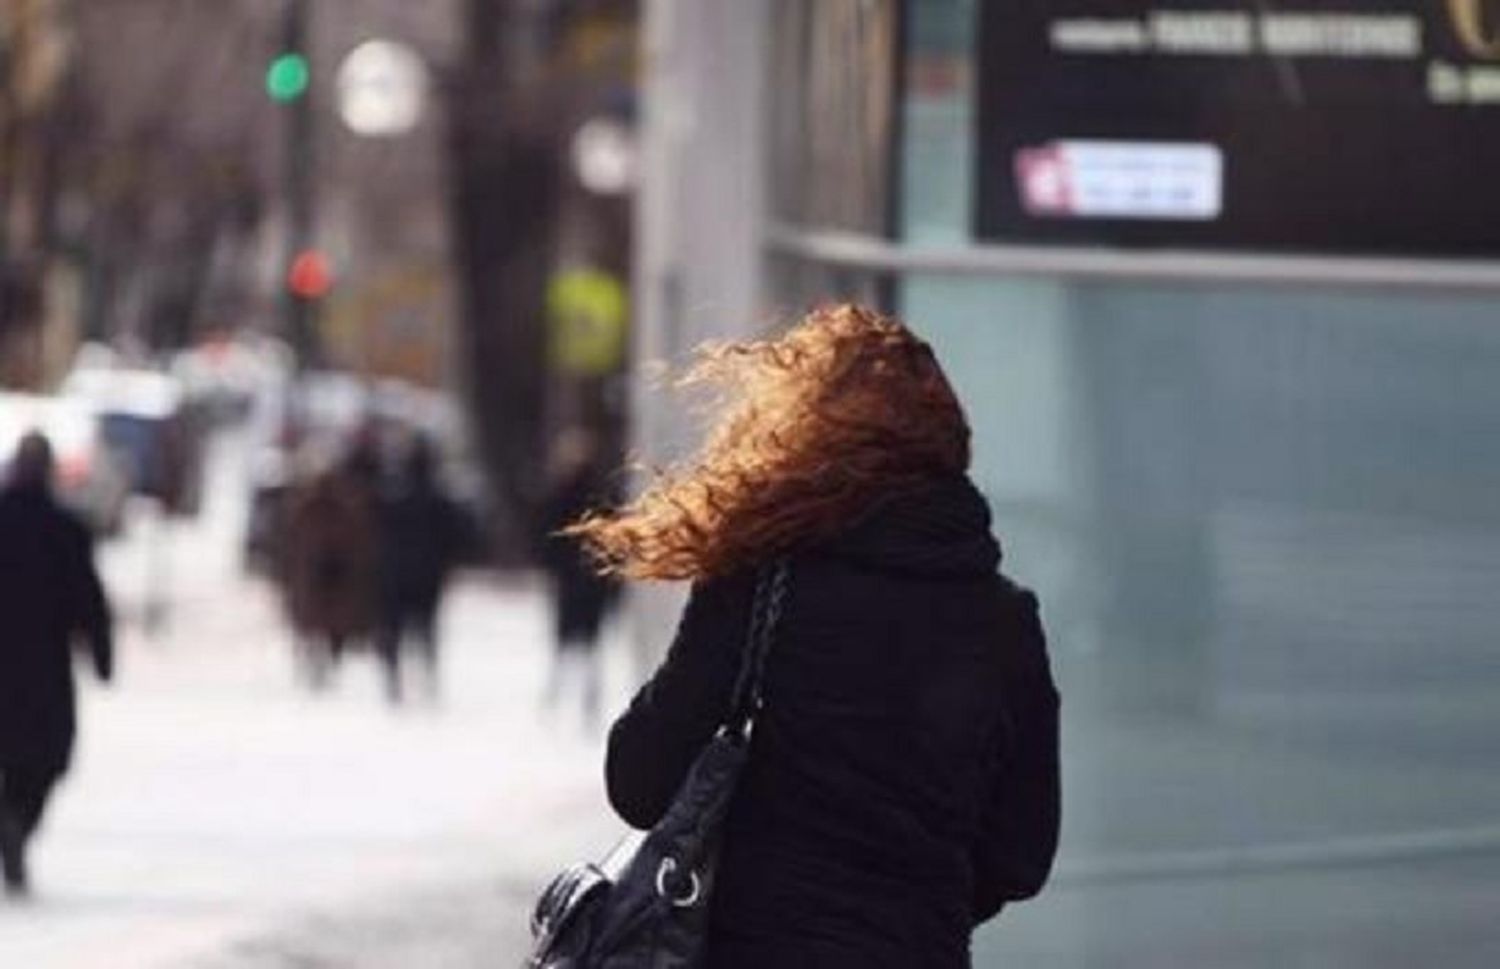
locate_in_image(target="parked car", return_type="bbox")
[0,391,132,536]
[61,367,207,516]
[170,334,293,426]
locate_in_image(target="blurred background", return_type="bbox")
[2,0,1499,966]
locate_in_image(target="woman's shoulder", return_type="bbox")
[990,572,1056,695]
[689,566,762,604]
[675,567,764,641]
[993,571,1041,617]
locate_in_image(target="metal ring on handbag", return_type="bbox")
[654,857,702,908]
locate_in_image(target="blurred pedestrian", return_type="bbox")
[567,305,1060,965]
[0,432,114,897]
[374,436,468,705]
[280,444,380,688]
[542,428,618,731]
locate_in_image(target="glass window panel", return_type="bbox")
[896,2,1500,964]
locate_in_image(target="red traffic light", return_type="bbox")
[288,250,332,299]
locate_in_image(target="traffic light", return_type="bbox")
[274,0,319,365]
[266,52,310,102]
[287,249,332,300]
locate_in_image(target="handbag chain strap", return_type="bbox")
[725,560,790,735]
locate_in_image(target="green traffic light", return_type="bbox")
[266,53,310,102]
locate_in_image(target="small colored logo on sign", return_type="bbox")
[1016,141,1224,221]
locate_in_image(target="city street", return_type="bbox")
[9,2,1500,964]
[4,431,1500,967]
[0,433,626,968]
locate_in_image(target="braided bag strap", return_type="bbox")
[725,560,790,735]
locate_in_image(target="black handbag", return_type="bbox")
[526,562,790,969]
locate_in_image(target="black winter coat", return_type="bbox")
[544,465,618,645]
[0,485,113,773]
[605,477,1060,968]
[379,481,467,618]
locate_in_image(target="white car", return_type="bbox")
[61,367,206,516]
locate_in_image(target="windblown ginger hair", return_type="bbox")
[568,304,971,580]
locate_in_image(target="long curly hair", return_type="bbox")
[567,303,971,580]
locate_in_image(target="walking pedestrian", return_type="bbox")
[567,304,1061,966]
[542,428,618,731]
[374,435,467,704]
[281,446,380,688]
[0,432,114,897]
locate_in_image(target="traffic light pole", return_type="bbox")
[280,0,318,369]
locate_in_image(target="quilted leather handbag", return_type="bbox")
[525,562,790,968]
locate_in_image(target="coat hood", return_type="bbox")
[818,475,1001,578]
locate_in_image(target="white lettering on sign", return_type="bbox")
[1046,10,1425,61]
[1260,15,1421,58]
[1051,18,1150,53]
[1430,60,1467,101]
[1466,65,1500,100]
[1149,12,1254,55]
[1428,59,1500,103]
[1016,141,1224,221]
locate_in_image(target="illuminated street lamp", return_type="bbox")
[336,40,427,137]
[571,116,636,196]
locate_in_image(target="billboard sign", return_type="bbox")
[976,2,1500,259]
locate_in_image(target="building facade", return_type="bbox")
[635,1,1500,964]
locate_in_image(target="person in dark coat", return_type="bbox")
[0,432,114,896]
[569,305,1060,967]
[542,428,619,729]
[280,451,381,688]
[374,435,468,704]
